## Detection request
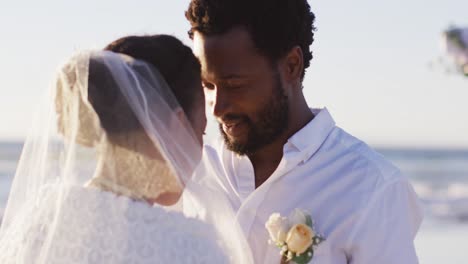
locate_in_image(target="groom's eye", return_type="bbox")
[202,82,215,90]
[225,79,248,90]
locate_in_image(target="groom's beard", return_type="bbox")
[219,75,289,156]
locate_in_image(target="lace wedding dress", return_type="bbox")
[0,185,228,264]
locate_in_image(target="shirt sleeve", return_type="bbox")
[346,177,423,264]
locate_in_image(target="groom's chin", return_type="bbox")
[221,134,249,156]
[218,124,254,155]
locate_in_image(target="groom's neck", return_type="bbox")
[248,101,314,188]
[248,140,285,188]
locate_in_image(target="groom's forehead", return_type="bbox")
[193,29,266,77]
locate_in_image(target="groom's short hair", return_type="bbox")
[185,0,316,79]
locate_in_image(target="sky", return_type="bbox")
[0,0,467,148]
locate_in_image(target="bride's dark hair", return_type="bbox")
[83,35,202,136]
[104,35,202,117]
[86,58,142,134]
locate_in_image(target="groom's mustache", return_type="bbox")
[218,114,250,126]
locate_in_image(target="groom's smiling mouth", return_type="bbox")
[220,118,248,138]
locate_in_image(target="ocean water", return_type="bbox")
[379,148,468,223]
[0,142,23,214]
[1,141,467,261]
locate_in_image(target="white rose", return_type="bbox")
[285,223,314,254]
[265,213,290,244]
[288,209,308,225]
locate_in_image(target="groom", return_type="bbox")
[185,0,422,263]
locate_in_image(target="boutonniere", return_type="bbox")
[265,209,324,264]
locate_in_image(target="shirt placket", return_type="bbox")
[238,147,311,263]
[234,155,256,202]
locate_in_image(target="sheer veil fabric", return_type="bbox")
[0,51,253,264]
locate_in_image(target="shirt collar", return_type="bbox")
[286,108,336,155]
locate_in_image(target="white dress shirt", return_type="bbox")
[203,108,423,264]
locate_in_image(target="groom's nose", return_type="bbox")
[205,87,231,118]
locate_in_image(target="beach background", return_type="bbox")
[1,1,467,263]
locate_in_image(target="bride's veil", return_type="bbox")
[0,50,253,263]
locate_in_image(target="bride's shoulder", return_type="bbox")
[78,188,228,262]
[55,185,219,236]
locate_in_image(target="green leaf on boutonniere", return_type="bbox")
[305,215,313,228]
[291,248,313,264]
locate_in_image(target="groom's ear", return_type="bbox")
[280,46,304,85]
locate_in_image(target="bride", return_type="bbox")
[0,35,253,263]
